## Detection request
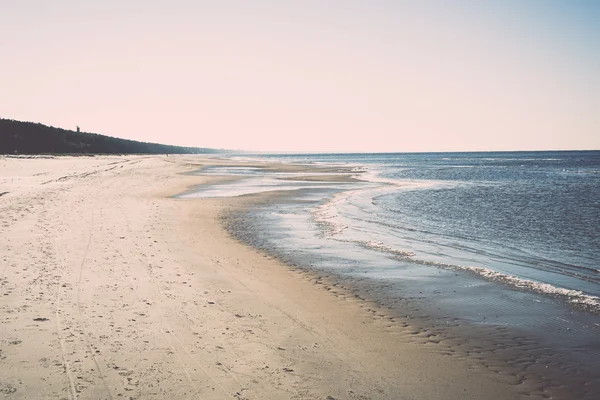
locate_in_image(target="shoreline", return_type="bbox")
[0,155,557,399]
[199,156,600,400]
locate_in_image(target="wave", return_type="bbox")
[309,178,600,314]
[352,235,600,313]
[457,265,600,311]
[311,182,418,236]
[358,240,416,257]
[367,240,600,312]
[312,189,359,235]
[354,168,455,189]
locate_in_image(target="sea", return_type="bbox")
[180,151,600,398]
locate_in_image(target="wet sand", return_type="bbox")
[1,155,541,399]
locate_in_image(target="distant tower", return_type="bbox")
[76,126,80,133]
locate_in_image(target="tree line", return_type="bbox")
[0,118,220,155]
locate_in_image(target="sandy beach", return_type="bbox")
[1,155,543,400]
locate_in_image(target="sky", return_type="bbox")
[1,0,599,152]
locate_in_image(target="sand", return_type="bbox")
[0,155,537,399]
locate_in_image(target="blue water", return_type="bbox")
[248,151,600,307]
[186,150,600,398]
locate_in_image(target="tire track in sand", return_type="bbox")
[55,281,78,400]
[75,193,115,400]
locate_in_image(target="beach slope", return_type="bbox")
[0,155,531,399]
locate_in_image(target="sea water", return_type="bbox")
[275,152,600,304]
[183,151,600,398]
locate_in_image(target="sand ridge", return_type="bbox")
[0,155,537,399]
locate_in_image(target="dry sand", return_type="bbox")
[0,155,537,399]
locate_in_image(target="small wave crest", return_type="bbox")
[354,169,455,190]
[360,240,416,257]
[457,265,600,312]
[367,241,600,312]
[312,190,358,236]
[391,255,600,313]
[311,183,410,236]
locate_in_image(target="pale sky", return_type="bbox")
[2,0,599,152]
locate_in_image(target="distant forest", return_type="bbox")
[0,118,220,155]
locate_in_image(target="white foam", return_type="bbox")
[457,265,600,311]
[311,167,452,239]
[311,181,404,236]
[354,168,452,190]
[362,241,416,257]
[312,189,359,235]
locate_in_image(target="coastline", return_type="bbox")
[192,155,600,399]
[0,154,554,399]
